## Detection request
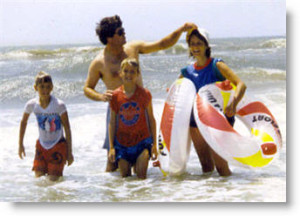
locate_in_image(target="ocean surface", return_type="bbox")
[0,36,286,202]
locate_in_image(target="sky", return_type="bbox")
[0,0,286,46]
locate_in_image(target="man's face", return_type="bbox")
[111,27,126,45]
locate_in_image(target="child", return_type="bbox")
[108,58,157,179]
[18,71,74,181]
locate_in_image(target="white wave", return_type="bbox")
[0,46,101,60]
[260,38,286,49]
[0,50,33,59]
[65,46,100,53]
[238,67,286,79]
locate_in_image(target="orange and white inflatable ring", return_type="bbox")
[158,78,196,175]
[194,80,282,168]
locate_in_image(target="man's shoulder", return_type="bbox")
[93,53,104,64]
[90,52,105,68]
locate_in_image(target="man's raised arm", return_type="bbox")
[134,22,197,54]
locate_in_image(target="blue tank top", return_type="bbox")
[181,58,225,92]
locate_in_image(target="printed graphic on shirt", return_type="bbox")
[36,113,61,133]
[119,102,140,126]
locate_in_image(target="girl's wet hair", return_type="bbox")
[188,29,211,58]
[34,71,52,87]
[96,15,122,45]
[120,58,140,74]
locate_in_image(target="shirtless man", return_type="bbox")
[84,15,196,172]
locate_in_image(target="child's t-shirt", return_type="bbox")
[24,95,66,150]
[110,85,152,147]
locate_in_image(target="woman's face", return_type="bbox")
[189,35,208,58]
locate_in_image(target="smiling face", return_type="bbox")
[189,34,208,59]
[120,64,139,84]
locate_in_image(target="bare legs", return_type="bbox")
[34,171,60,181]
[118,149,149,179]
[106,152,118,172]
[135,149,149,179]
[190,127,231,176]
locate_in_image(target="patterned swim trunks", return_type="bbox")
[32,138,67,176]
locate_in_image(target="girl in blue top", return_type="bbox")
[181,28,247,176]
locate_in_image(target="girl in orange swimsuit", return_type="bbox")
[108,58,158,179]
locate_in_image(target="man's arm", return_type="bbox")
[134,22,197,54]
[84,60,113,102]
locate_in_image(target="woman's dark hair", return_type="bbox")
[96,15,122,45]
[187,30,211,58]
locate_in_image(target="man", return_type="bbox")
[84,15,196,172]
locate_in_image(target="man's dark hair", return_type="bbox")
[188,30,211,58]
[96,15,122,45]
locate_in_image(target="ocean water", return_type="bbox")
[0,37,286,202]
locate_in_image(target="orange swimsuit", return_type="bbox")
[110,85,152,147]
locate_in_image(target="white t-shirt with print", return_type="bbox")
[24,95,67,150]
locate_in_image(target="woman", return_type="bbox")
[181,28,247,176]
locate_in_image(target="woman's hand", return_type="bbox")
[225,99,237,117]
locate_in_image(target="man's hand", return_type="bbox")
[101,90,114,102]
[182,22,198,32]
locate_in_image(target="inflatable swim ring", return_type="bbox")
[158,78,196,175]
[194,80,282,168]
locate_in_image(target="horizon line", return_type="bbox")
[0,34,286,48]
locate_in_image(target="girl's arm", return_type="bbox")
[108,109,117,162]
[146,101,157,160]
[217,61,247,117]
[19,113,30,159]
[61,111,74,166]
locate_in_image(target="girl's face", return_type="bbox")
[120,64,139,84]
[189,35,208,58]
